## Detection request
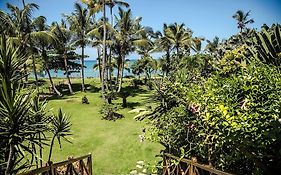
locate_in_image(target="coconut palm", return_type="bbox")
[106,0,129,91]
[51,21,76,94]
[232,10,254,33]
[31,16,63,96]
[87,19,113,90]
[0,3,39,83]
[165,23,193,56]
[205,36,220,56]
[154,24,173,75]
[66,3,92,92]
[113,7,148,92]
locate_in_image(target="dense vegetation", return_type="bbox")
[0,0,281,174]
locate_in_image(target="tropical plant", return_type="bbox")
[48,108,72,162]
[205,36,220,56]
[31,16,63,96]
[0,3,40,83]
[0,35,47,174]
[144,40,281,174]
[112,7,148,92]
[246,23,281,67]
[66,3,92,92]
[51,21,79,94]
[232,10,254,33]
[164,23,193,56]
[100,103,124,120]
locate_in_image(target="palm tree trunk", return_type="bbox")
[38,133,43,168]
[101,0,107,100]
[5,144,14,175]
[108,47,113,90]
[166,49,170,75]
[46,67,62,96]
[63,53,74,95]
[108,6,114,91]
[116,55,121,90]
[81,46,85,92]
[97,47,102,83]
[117,55,125,92]
[32,55,39,91]
[48,135,56,162]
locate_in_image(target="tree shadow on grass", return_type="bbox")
[114,101,141,109]
[121,86,148,97]
[40,83,100,101]
[56,83,100,94]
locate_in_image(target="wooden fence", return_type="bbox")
[17,154,92,175]
[163,153,234,175]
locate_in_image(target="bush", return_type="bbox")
[82,95,89,104]
[131,78,143,88]
[146,53,281,174]
[100,103,124,121]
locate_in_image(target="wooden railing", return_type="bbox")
[163,153,234,175]
[17,153,92,175]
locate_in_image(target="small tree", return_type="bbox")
[48,108,72,162]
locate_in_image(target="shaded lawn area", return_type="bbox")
[40,78,162,175]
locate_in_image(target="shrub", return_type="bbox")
[82,95,89,104]
[100,103,124,121]
[146,53,281,174]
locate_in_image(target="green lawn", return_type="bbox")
[39,78,162,175]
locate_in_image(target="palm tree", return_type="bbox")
[154,24,173,75]
[66,3,91,92]
[232,10,254,33]
[205,36,220,56]
[51,21,75,94]
[31,16,63,96]
[192,37,205,53]
[113,7,147,92]
[165,23,193,56]
[106,0,129,91]
[0,3,39,83]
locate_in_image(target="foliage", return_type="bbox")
[145,33,281,174]
[246,23,281,67]
[232,10,254,32]
[0,35,48,174]
[48,108,72,162]
[82,95,89,104]
[100,103,124,121]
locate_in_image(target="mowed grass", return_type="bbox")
[39,78,162,175]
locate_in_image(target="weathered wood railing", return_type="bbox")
[17,153,92,175]
[163,153,234,175]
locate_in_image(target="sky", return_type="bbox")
[1,0,281,60]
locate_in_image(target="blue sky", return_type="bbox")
[1,0,281,60]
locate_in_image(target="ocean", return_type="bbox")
[44,60,135,78]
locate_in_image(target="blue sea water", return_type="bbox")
[42,60,135,78]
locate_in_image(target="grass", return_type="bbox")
[38,78,162,175]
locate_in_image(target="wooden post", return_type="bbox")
[189,157,197,175]
[87,153,93,175]
[48,161,54,175]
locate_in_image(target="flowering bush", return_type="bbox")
[146,53,281,174]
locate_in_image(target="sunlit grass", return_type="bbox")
[38,78,162,175]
